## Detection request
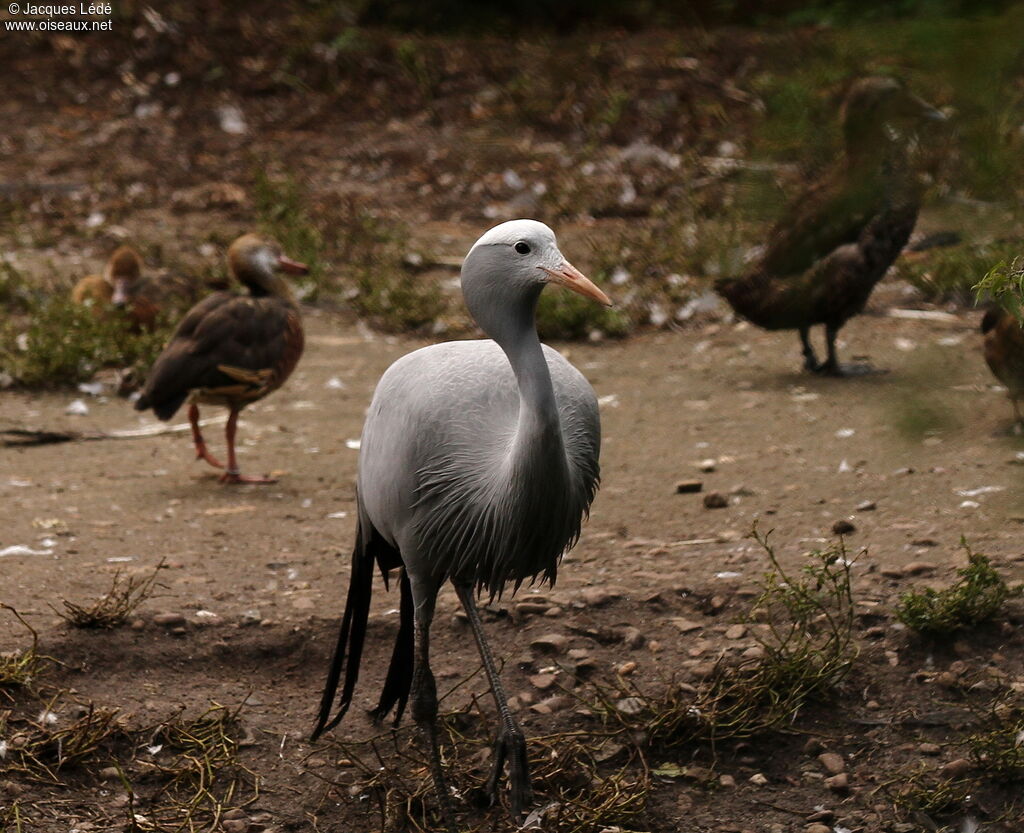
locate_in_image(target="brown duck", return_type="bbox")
[72,246,162,330]
[134,234,307,484]
[981,306,1024,427]
[716,78,946,375]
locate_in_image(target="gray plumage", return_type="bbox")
[312,219,610,829]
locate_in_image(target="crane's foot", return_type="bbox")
[485,729,534,820]
[194,443,224,469]
[219,470,278,485]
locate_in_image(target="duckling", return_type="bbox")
[981,305,1024,427]
[72,245,144,317]
[716,77,946,375]
[134,234,307,484]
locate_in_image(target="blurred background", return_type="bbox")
[1,0,1022,380]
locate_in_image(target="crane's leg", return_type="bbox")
[189,404,224,469]
[799,326,821,372]
[219,408,277,484]
[454,584,533,820]
[409,583,459,833]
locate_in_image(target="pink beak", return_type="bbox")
[540,260,612,306]
[278,254,309,275]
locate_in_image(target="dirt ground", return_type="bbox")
[3,13,1024,833]
[3,300,1024,833]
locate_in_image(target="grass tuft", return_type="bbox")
[0,605,49,696]
[53,559,166,630]
[896,539,1022,636]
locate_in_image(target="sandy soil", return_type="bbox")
[2,299,1023,832]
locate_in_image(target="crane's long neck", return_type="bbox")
[463,266,565,468]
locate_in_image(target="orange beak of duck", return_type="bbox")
[541,261,612,306]
[277,254,309,275]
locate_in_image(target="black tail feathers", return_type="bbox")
[310,522,377,741]
[369,571,414,726]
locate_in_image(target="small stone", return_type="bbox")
[515,602,549,617]
[806,825,832,833]
[543,606,562,617]
[529,673,557,691]
[918,742,941,755]
[239,609,262,626]
[530,633,569,654]
[222,820,249,833]
[703,491,729,509]
[724,624,747,640]
[615,696,645,716]
[620,626,646,649]
[152,612,186,627]
[803,737,825,756]
[616,661,638,676]
[170,626,187,637]
[580,587,621,607]
[818,752,845,774]
[719,774,736,788]
[903,561,937,576]
[856,500,877,511]
[669,618,703,633]
[824,772,849,793]
[698,458,717,472]
[832,519,856,535]
[748,773,768,785]
[940,758,970,778]
[676,479,704,494]
[98,766,120,781]
[130,618,145,630]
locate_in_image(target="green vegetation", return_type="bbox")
[896,540,1022,636]
[975,255,1024,322]
[0,295,172,388]
[597,529,858,747]
[969,701,1024,783]
[897,240,1021,304]
[0,606,48,695]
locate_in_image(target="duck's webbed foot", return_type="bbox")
[219,470,278,484]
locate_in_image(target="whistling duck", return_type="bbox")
[982,306,1024,427]
[134,234,307,484]
[72,246,162,330]
[716,77,946,376]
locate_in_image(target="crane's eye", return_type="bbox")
[514,241,530,255]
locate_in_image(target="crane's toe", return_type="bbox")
[812,360,885,378]
[485,729,533,820]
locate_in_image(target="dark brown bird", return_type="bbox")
[982,305,1024,427]
[134,234,307,484]
[72,246,162,330]
[716,77,946,375]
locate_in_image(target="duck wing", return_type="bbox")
[135,293,302,419]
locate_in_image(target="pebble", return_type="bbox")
[806,825,832,833]
[616,660,638,676]
[724,624,746,639]
[832,519,856,535]
[98,766,119,781]
[703,491,729,509]
[580,587,621,607]
[918,742,941,755]
[824,772,849,793]
[528,673,557,691]
[620,626,646,649]
[748,773,768,785]
[615,696,645,716]
[222,820,249,833]
[940,758,970,778]
[903,561,937,576]
[856,500,877,511]
[719,774,736,788]
[698,458,717,472]
[818,752,845,774]
[515,602,550,617]
[530,633,569,654]
[669,618,703,633]
[803,737,825,755]
[152,612,186,627]
[676,479,704,494]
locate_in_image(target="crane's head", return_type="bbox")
[103,246,144,307]
[227,233,308,298]
[465,219,611,310]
